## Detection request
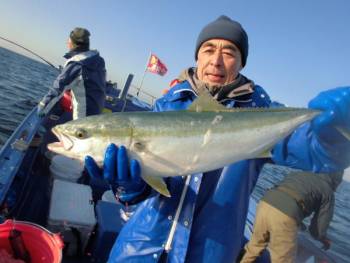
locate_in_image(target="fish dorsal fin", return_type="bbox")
[188,92,228,112]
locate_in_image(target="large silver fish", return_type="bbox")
[48,94,321,196]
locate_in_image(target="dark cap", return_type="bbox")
[195,15,249,67]
[70,27,90,46]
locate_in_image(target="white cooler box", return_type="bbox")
[48,179,96,255]
[49,155,83,182]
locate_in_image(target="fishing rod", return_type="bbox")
[0,36,60,72]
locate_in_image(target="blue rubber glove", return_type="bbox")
[308,86,350,144]
[85,144,146,203]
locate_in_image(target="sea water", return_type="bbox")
[0,47,57,145]
[0,46,349,262]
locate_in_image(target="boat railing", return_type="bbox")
[0,108,42,204]
[106,74,155,111]
[128,84,157,106]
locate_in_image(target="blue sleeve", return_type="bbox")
[153,98,164,112]
[272,122,350,173]
[41,62,82,104]
[152,81,196,112]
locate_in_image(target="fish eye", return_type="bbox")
[75,129,87,139]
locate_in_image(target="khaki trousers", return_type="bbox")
[240,201,298,263]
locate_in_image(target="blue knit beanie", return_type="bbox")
[195,15,249,67]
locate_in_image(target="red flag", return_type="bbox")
[146,54,168,76]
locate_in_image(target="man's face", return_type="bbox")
[196,39,242,86]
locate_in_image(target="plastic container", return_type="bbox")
[48,180,96,255]
[102,190,117,203]
[0,219,63,262]
[50,155,83,182]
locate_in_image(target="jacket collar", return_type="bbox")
[168,67,255,103]
[63,46,90,59]
[163,81,197,102]
[63,50,99,67]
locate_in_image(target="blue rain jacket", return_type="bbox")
[41,49,106,119]
[108,81,347,263]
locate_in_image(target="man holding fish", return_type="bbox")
[49,16,350,262]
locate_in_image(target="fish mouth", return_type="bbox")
[48,129,73,152]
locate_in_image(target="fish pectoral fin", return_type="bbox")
[142,175,171,197]
[257,149,272,158]
[188,92,228,112]
[335,126,350,141]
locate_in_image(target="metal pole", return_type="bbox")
[136,70,147,97]
[119,74,134,100]
[136,52,152,97]
[120,74,134,112]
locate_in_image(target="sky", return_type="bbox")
[1,0,349,106]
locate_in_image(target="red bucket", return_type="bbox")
[0,220,63,262]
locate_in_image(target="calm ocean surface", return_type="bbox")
[0,47,349,262]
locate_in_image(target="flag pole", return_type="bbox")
[137,52,152,97]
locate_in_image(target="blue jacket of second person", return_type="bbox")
[108,80,346,263]
[41,49,106,119]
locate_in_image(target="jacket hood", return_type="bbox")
[64,50,104,70]
[64,47,89,59]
